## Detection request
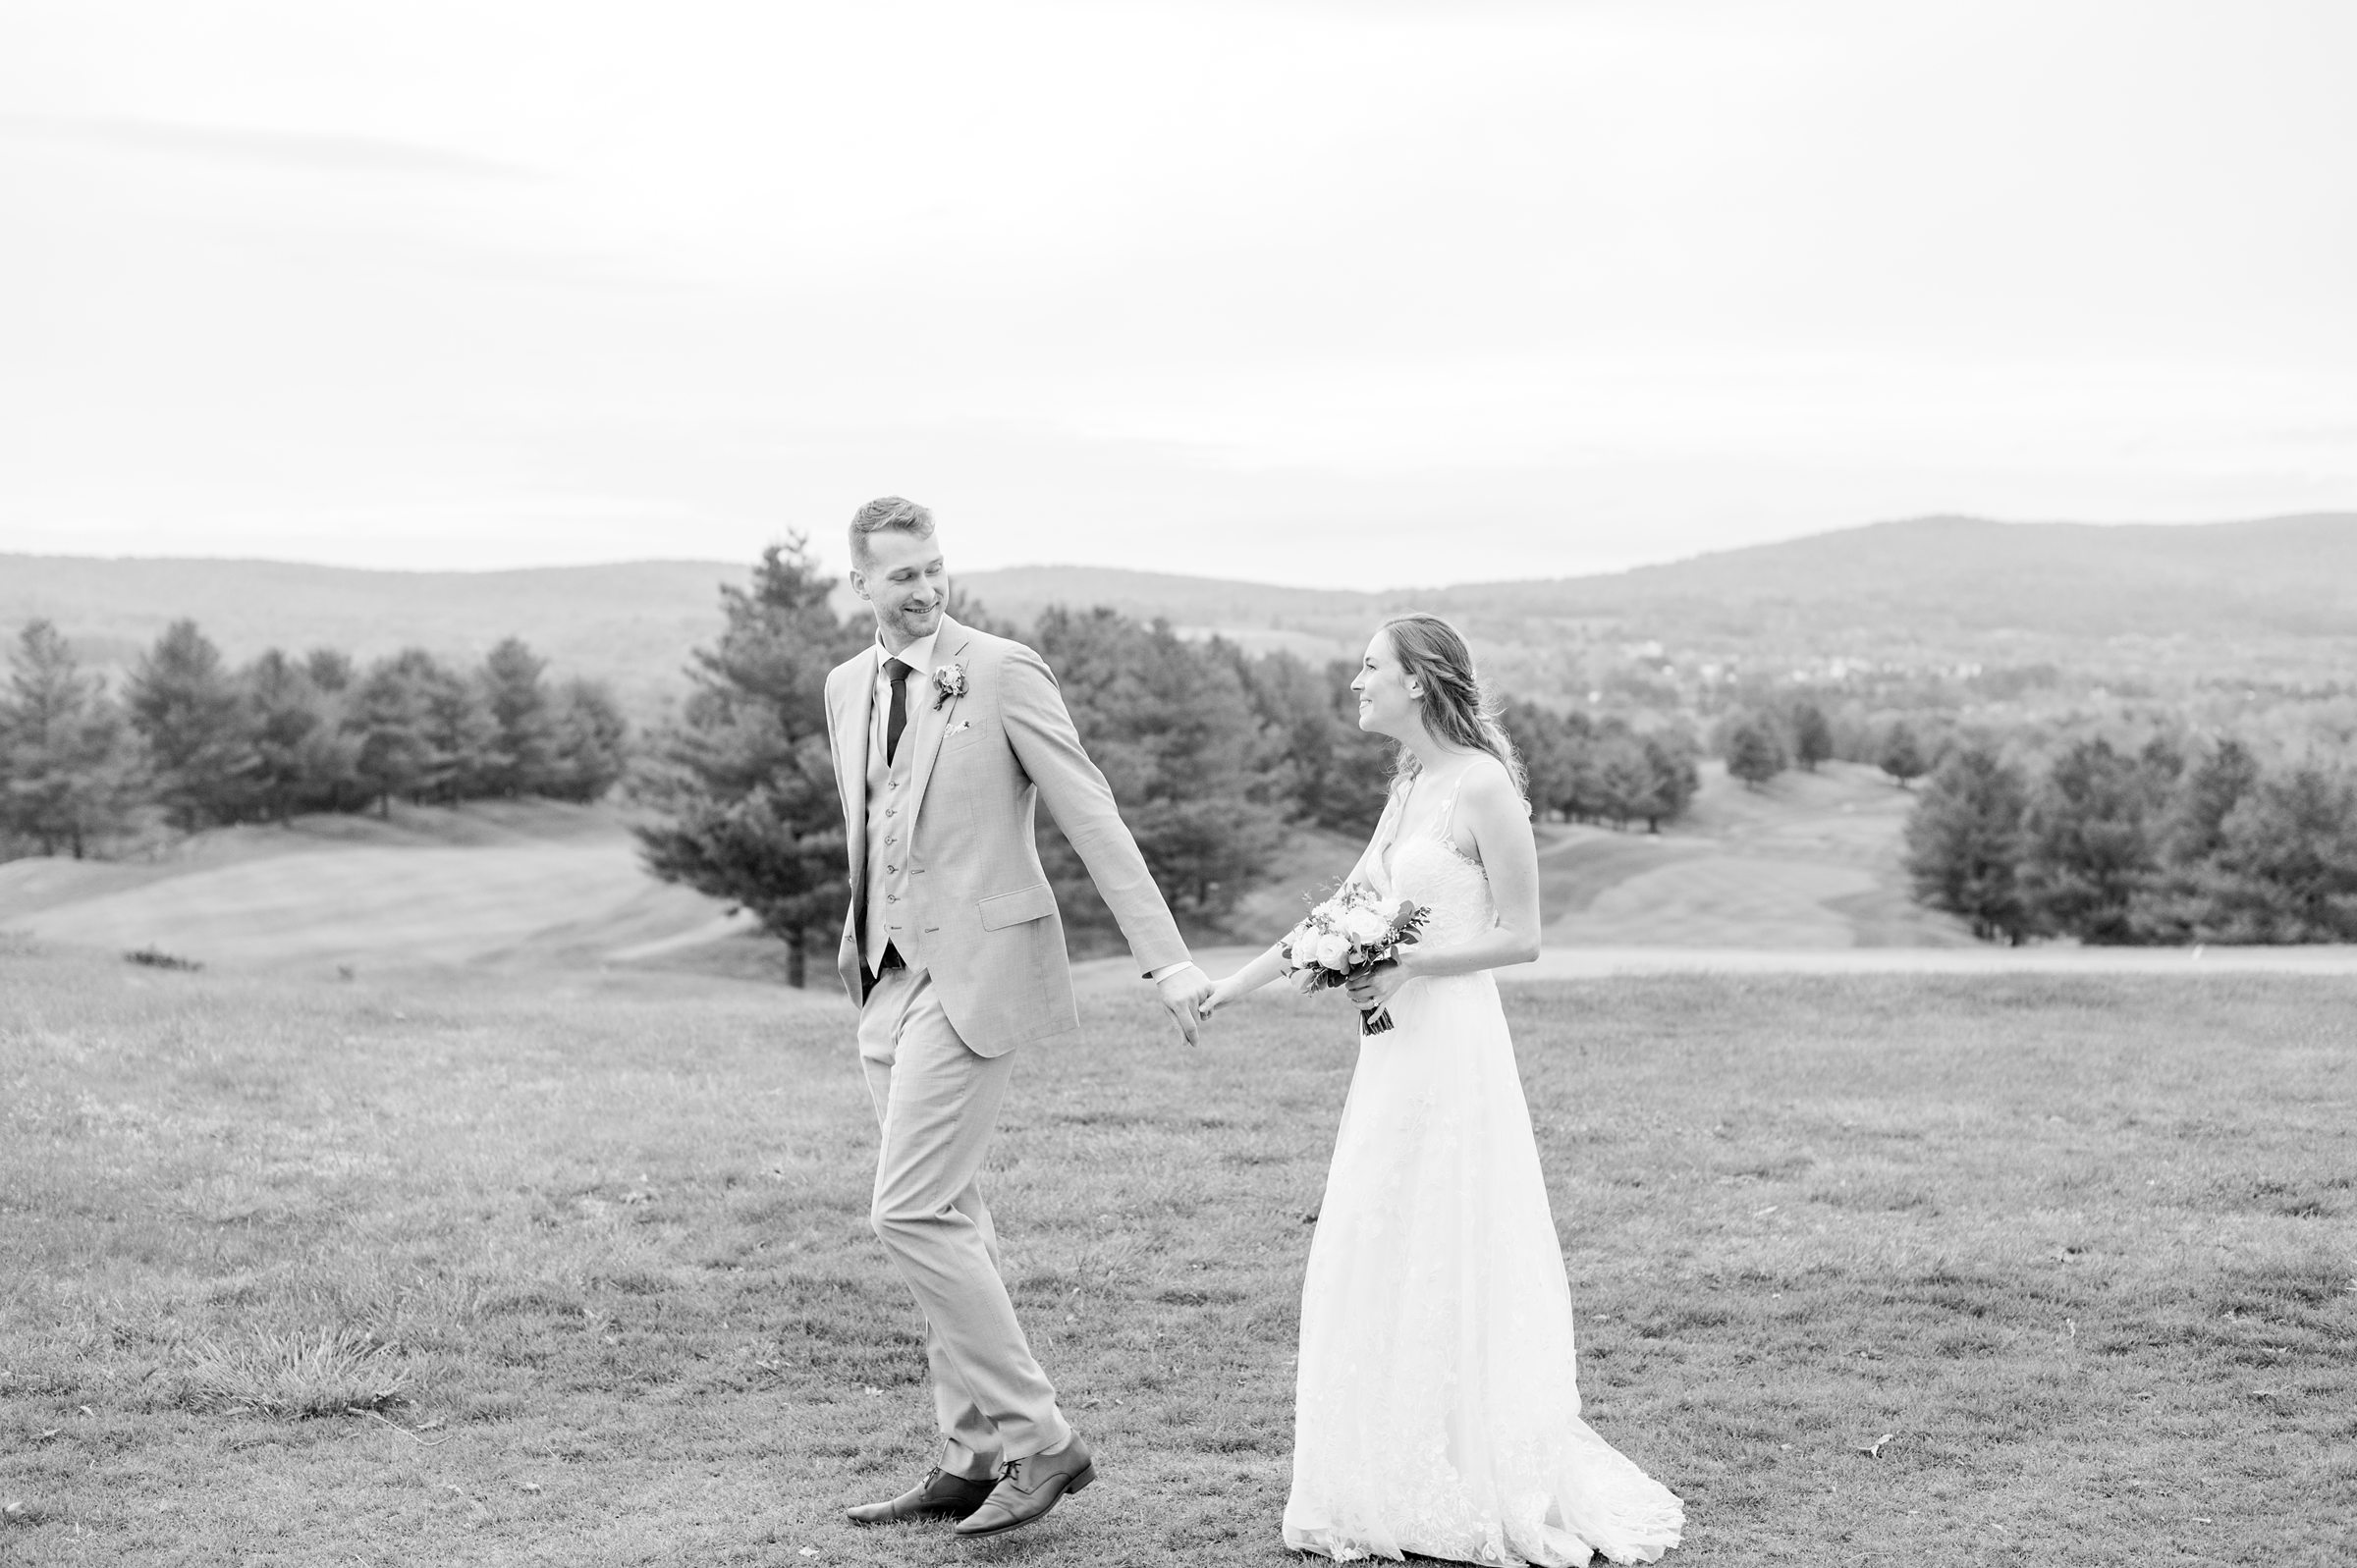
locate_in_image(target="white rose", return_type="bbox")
[1314,932,1352,971]
[1341,905,1391,946]
[1285,926,1319,967]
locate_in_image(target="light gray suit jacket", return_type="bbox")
[824,615,1190,1055]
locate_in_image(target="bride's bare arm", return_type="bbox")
[1208,785,1401,1014]
[1203,941,1291,1014]
[1393,765,1543,979]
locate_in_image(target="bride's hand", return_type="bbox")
[1345,957,1411,1012]
[1201,977,1239,1018]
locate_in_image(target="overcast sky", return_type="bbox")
[3,0,2352,588]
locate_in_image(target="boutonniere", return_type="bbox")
[931,664,967,710]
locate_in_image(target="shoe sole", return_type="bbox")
[953,1463,1096,1540]
[846,1483,1000,1527]
[846,1505,979,1527]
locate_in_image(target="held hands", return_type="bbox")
[1199,976,1241,1020]
[1155,962,1215,1048]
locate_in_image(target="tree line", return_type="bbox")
[0,619,629,856]
[1712,698,1930,792]
[1501,700,1702,832]
[1902,733,2357,944]
[630,541,1710,986]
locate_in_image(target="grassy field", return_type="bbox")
[1538,763,1976,951]
[3,943,2352,1566]
[0,802,740,978]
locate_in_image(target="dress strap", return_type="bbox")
[1432,760,1493,858]
[1362,778,1408,891]
[1434,770,1469,840]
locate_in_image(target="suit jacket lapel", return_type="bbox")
[837,647,880,876]
[904,617,971,827]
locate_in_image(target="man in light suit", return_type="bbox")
[825,496,1213,1539]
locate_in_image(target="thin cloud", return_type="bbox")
[0,112,534,180]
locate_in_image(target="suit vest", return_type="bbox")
[861,663,919,972]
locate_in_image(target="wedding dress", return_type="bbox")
[1284,767,1685,1566]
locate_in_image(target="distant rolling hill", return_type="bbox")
[1452,513,2357,640]
[7,513,2354,712]
[0,799,750,976]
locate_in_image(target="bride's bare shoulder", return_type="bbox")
[1461,752,1520,799]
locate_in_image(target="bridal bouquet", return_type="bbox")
[1282,885,1431,1035]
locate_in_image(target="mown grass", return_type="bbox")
[2,946,2352,1565]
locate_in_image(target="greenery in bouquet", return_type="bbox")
[1281,884,1432,1034]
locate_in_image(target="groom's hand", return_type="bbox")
[1154,963,1214,1048]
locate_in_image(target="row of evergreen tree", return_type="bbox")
[0,619,629,857]
[1903,734,2357,944]
[1717,700,1932,791]
[630,540,1711,985]
[1501,700,1702,831]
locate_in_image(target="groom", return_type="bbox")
[824,496,1214,1539]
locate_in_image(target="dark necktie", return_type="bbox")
[884,658,911,762]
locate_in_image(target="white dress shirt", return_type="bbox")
[872,628,941,763]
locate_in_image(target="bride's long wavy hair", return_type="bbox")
[1379,613,1527,799]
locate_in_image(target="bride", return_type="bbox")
[1203,614,1684,1567]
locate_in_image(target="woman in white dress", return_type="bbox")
[1204,614,1683,1567]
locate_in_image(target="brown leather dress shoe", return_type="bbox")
[952,1433,1096,1539]
[845,1467,999,1526]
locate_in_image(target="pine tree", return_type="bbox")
[2156,738,2261,866]
[543,678,630,802]
[1591,732,1656,830]
[1879,722,1929,790]
[1553,710,1604,823]
[1791,701,1834,772]
[1903,744,2032,943]
[479,637,556,795]
[2018,737,2158,943]
[632,536,866,987]
[303,647,356,694]
[1640,732,1700,831]
[347,653,438,818]
[124,620,257,829]
[2124,737,2254,940]
[414,655,498,801]
[2196,767,2357,942]
[0,622,142,857]
[244,649,356,822]
[1236,649,1389,835]
[1725,718,1786,790]
[1030,607,1287,927]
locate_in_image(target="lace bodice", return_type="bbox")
[1367,768,1497,950]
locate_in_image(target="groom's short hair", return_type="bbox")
[850,496,936,567]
